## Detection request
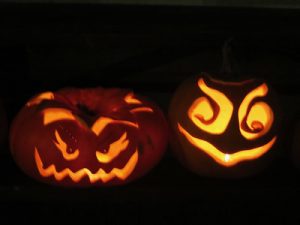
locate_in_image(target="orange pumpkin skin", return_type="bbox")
[10,88,168,187]
[169,74,280,178]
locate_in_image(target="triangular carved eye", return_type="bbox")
[188,78,233,135]
[238,83,274,140]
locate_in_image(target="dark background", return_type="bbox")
[1,2,300,224]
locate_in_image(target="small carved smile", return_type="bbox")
[34,148,139,183]
[178,123,277,167]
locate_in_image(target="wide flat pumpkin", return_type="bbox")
[10,88,168,187]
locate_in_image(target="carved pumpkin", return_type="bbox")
[169,74,280,178]
[10,88,168,187]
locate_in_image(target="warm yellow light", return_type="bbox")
[224,154,230,162]
[190,97,214,121]
[178,123,276,167]
[188,78,233,134]
[35,147,138,183]
[91,117,138,136]
[96,132,129,163]
[130,107,154,113]
[26,92,54,107]
[124,92,142,104]
[238,84,274,140]
[53,130,79,161]
[43,108,76,125]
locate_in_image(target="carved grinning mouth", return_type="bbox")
[178,123,277,167]
[34,148,138,183]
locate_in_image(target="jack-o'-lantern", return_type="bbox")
[169,74,280,178]
[10,88,168,187]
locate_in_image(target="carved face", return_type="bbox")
[10,88,168,187]
[169,75,280,178]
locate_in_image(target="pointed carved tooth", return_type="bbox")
[34,148,139,183]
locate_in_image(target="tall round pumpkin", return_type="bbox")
[10,88,168,187]
[169,74,281,178]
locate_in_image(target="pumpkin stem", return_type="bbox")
[220,38,240,79]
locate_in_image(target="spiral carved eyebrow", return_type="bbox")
[188,78,233,135]
[238,83,273,140]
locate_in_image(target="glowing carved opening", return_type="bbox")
[188,78,233,135]
[130,107,154,113]
[238,84,274,140]
[178,123,276,167]
[35,148,139,183]
[27,92,54,107]
[43,108,76,125]
[54,130,79,161]
[124,92,142,104]
[96,132,129,163]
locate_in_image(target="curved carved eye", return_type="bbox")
[53,130,79,161]
[190,97,214,123]
[240,102,274,140]
[96,132,129,163]
[188,78,233,135]
[238,83,274,140]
